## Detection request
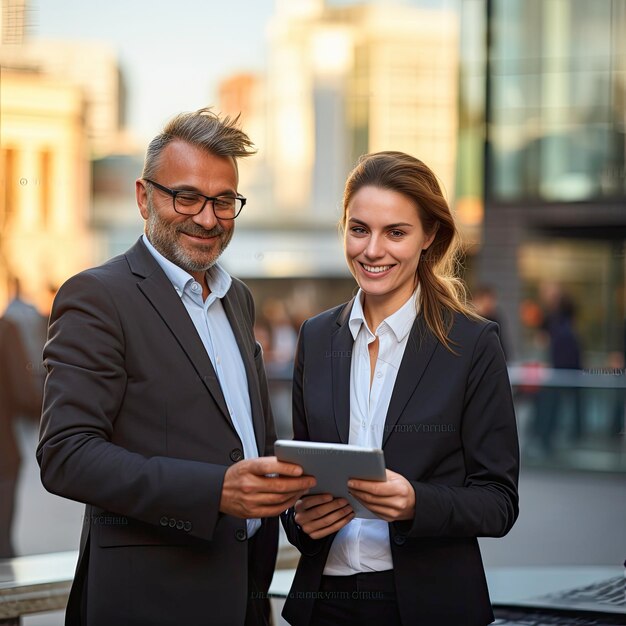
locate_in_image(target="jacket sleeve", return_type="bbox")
[399,323,520,539]
[36,271,229,543]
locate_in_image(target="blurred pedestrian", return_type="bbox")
[534,291,583,453]
[472,284,511,359]
[0,317,42,557]
[3,277,47,390]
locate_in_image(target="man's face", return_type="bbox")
[135,140,238,279]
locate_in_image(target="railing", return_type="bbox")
[268,365,626,472]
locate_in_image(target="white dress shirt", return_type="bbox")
[142,235,260,536]
[323,288,419,575]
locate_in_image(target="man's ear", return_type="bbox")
[136,179,149,220]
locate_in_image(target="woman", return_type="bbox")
[281,151,519,626]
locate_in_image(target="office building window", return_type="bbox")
[488,0,626,202]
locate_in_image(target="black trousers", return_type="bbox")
[310,570,402,626]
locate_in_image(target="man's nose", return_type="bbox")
[193,200,219,229]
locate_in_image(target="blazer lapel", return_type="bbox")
[221,288,265,454]
[383,315,439,446]
[126,240,234,430]
[331,299,355,444]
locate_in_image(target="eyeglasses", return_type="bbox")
[144,179,246,219]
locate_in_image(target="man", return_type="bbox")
[37,108,314,626]
[3,277,48,389]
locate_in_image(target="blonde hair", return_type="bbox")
[341,151,477,351]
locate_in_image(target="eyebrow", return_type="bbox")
[347,217,414,229]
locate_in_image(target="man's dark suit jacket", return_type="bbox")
[282,300,519,626]
[37,239,277,626]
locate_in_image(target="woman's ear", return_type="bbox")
[423,222,439,251]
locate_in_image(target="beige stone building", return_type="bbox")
[0,68,94,309]
[266,0,459,220]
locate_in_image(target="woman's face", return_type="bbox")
[344,185,435,311]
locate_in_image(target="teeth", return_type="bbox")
[363,264,392,273]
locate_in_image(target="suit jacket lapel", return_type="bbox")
[126,239,234,431]
[331,299,355,444]
[221,288,265,454]
[383,315,439,446]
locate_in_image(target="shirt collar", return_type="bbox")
[142,233,232,298]
[348,286,420,342]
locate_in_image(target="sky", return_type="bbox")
[32,0,277,141]
[31,0,455,143]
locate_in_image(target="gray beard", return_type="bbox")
[144,203,233,273]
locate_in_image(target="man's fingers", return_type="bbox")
[259,475,316,494]
[249,456,306,477]
[253,494,309,518]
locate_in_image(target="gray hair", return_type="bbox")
[141,107,256,180]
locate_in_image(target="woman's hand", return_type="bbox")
[348,469,415,522]
[294,494,355,540]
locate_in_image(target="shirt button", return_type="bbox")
[376,371,383,378]
[216,355,221,364]
[191,282,201,292]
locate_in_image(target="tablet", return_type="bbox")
[274,439,386,520]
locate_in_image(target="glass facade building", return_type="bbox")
[459,0,626,364]
[489,0,625,203]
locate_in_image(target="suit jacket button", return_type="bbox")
[235,528,247,541]
[230,448,244,462]
[183,521,192,532]
[159,517,169,527]
[176,520,184,530]
[393,534,406,546]
[168,518,176,528]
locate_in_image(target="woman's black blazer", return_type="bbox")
[282,299,520,626]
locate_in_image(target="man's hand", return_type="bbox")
[219,456,316,518]
[347,469,415,522]
[294,494,354,540]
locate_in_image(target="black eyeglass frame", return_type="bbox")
[143,178,246,219]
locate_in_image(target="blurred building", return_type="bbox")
[0,68,93,309]
[0,0,129,308]
[218,0,460,315]
[0,0,29,45]
[266,0,459,219]
[459,0,626,363]
[0,39,126,157]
